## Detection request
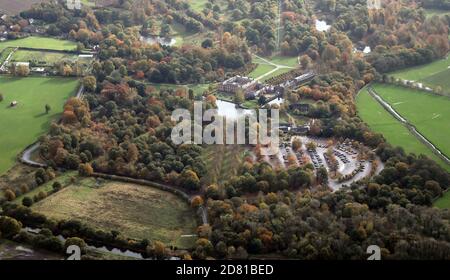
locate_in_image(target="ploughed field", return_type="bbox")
[0,76,79,174]
[31,178,198,248]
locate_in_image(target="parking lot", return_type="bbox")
[264,136,384,190]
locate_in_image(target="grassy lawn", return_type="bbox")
[0,36,77,52]
[248,64,276,79]
[0,76,79,174]
[13,171,78,203]
[373,83,450,161]
[356,87,450,173]
[434,191,450,209]
[148,83,211,98]
[0,47,14,65]
[11,50,79,65]
[268,55,299,67]
[188,0,209,12]
[31,179,198,248]
[248,54,298,80]
[424,8,450,17]
[390,56,450,91]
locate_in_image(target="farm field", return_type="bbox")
[356,87,450,173]
[31,178,198,248]
[0,76,79,174]
[0,36,77,52]
[372,83,450,160]
[390,56,450,91]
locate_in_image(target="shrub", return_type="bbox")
[4,189,16,201]
[22,197,33,207]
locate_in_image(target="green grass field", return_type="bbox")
[0,36,77,52]
[248,55,298,80]
[31,178,197,248]
[434,191,450,209]
[248,64,276,79]
[188,0,209,12]
[148,83,210,97]
[424,8,450,18]
[0,76,79,174]
[356,87,450,173]
[373,83,450,160]
[13,171,78,203]
[390,56,450,91]
[11,50,79,65]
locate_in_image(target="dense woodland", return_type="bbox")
[0,0,450,259]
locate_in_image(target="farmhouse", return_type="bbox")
[218,75,257,94]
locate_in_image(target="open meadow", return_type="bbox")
[0,36,77,52]
[0,76,79,174]
[31,178,198,248]
[356,87,450,172]
[390,56,450,91]
[357,86,450,208]
[373,83,450,160]
[10,50,79,65]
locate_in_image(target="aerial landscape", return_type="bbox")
[0,0,449,263]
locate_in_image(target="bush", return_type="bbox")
[0,216,22,238]
[52,181,62,191]
[65,237,87,254]
[22,197,33,207]
[4,189,16,201]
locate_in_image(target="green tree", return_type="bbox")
[45,104,51,114]
[0,216,22,238]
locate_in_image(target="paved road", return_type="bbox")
[20,143,46,168]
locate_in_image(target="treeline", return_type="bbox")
[368,47,435,73]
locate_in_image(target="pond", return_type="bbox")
[267,97,284,106]
[140,35,176,47]
[315,19,331,32]
[0,239,62,260]
[216,100,253,119]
